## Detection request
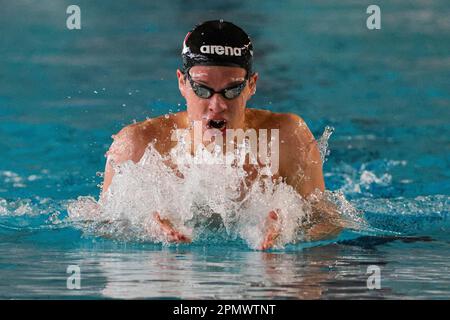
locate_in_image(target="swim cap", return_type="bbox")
[181,20,253,75]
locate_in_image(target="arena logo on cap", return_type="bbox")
[200,45,242,56]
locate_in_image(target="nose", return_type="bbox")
[208,93,228,114]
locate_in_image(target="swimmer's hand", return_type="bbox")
[153,212,191,243]
[259,210,282,250]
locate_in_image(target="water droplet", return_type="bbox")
[317,126,334,163]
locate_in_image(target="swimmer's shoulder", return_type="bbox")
[110,111,188,159]
[246,108,316,155]
[273,111,316,147]
[247,109,320,177]
[107,122,148,163]
[246,108,309,131]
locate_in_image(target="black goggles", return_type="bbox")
[185,70,248,100]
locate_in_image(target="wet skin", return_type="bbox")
[101,66,342,249]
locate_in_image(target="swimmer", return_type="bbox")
[101,20,342,249]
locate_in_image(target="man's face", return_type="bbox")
[177,65,258,137]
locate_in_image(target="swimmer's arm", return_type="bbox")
[100,126,191,243]
[304,196,343,241]
[100,126,145,199]
[281,114,343,241]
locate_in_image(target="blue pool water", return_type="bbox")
[0,1,449,299]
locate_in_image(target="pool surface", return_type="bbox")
[0,0,449,299]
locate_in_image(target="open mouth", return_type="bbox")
[206,119,227,130]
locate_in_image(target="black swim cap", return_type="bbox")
[181,20,253,75]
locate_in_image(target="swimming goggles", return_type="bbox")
[185,71,248,100]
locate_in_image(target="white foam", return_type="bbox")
[68,128,365,248]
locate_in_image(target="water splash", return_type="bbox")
[0,123,442,250]
[355,195,450,236]
[317,126,334,163]
[1,125,436,249]
[67,128,369,249]
[69,143,310,248]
